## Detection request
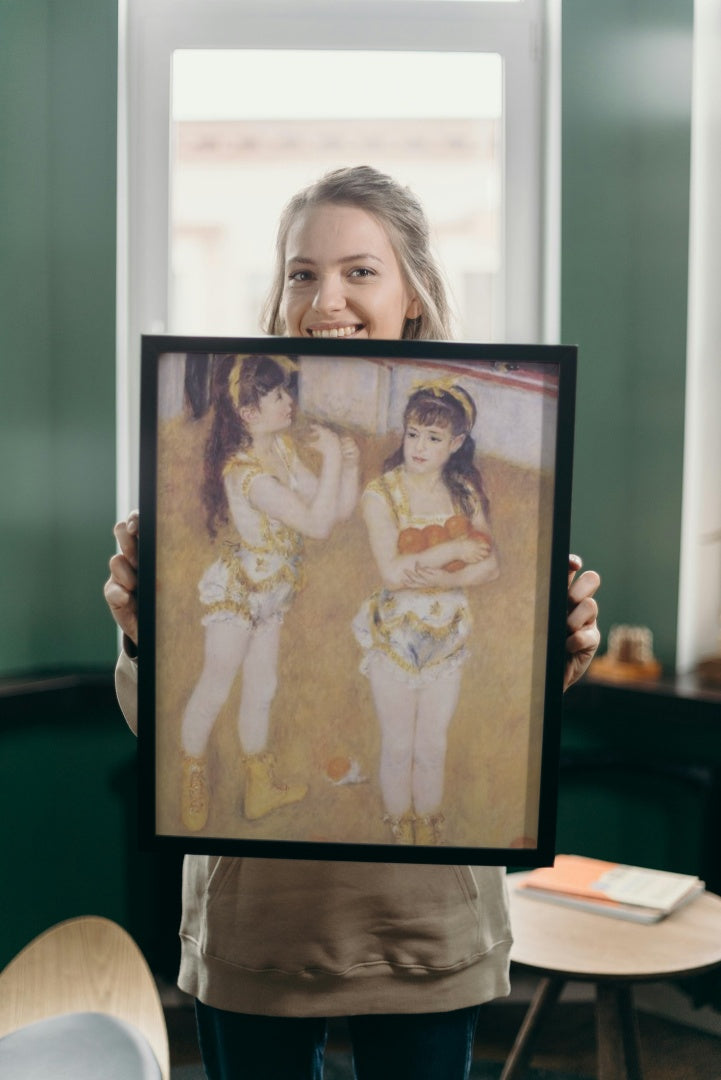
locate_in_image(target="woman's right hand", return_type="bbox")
[103,510,139,646]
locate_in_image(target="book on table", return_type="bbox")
[515,854,705,923]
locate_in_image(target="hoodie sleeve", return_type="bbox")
[115,645,139,736]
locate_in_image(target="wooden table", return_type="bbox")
[503,875,721,1080]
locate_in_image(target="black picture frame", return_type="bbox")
[138,335,576,865]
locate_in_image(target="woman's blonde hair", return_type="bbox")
[262,165,454,341]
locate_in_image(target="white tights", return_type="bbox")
[367,658,462,817]
[181,618,281,758]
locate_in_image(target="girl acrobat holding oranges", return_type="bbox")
[180,353,359,831]
[353,378,498,846]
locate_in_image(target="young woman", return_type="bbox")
[178,353,358,830]
[106,166,601,1080]
[354,379,499,846]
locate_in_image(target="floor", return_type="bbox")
[164,979,721,1079]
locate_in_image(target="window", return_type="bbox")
[117,0,557,509]
[170,49,503,339]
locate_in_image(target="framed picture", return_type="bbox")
[138,336,576,865]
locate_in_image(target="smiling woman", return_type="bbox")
[263,167,450,342]
[281,205,421,340]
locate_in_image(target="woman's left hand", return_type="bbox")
[564,554,601,691]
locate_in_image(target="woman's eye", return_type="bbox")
[349,267,374,279]
[288,269,312,283]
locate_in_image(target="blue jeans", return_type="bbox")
[195,1000,481,1080]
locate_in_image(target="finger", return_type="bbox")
[103,580,139,642]
[567,553,583,587]
[566,594,599,634]
[417,568,439,583]
[566,623,601,658]
[568,569,601,607]
[108,552,137,592]
[103,577,132,614]
[113,520,139,567]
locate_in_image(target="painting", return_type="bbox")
[137,336,576,864]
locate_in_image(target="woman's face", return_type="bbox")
[281,203,421,340]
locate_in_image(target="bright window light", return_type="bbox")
[170,50,503,341]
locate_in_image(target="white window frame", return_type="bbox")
[116,0,558,511]
[676,0,721,674]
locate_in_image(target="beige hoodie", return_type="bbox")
[116,651,512,1016]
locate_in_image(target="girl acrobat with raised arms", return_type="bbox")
[180,353,359,831]
[354,377,498,846]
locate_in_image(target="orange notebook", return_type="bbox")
[516,854,704,923]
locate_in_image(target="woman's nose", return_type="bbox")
[312,274,345,314]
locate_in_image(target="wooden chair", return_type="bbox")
[0,915,169,1079]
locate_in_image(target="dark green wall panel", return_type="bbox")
[0,0,118,674]
[0,683,183,976]
[562,0,693,669]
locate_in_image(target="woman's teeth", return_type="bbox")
[310,326,359,338]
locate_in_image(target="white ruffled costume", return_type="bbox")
[198,434,305,628]
[353,466,479,688]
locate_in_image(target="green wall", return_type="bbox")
[0,0,128,968]
[0,682,183,974]
[562,0,693,669]
[0,0,118,675]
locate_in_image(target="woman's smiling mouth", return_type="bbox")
[307,324,364,338]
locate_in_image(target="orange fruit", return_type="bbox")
[326,755,351,782]
[445,514,470,539]
[443,529,490,572]
[398,527,427,554]
[422,524,449,548]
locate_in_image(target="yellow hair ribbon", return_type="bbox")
[228,354,298,410]
[273,354,299,376]
[228,356,244,412]
[410,375,474,428]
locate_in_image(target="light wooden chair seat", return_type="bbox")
[0,916,169,1079]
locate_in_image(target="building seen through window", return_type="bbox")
[170,50,503,341]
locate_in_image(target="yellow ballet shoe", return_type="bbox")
[414,813,445,846]
[383,812,415,844]
[243,753,308,820]
[181,754,209,832]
